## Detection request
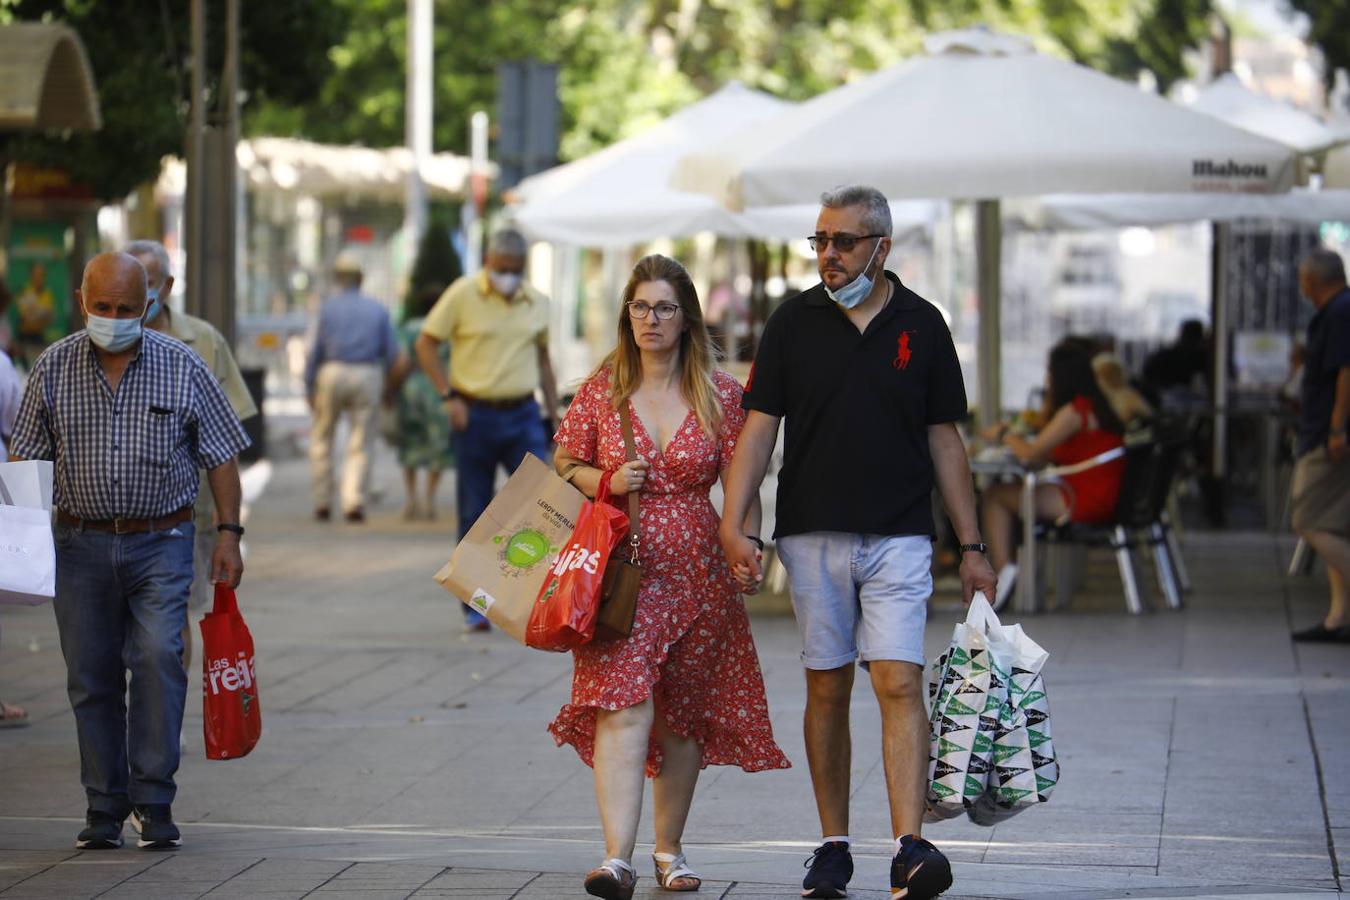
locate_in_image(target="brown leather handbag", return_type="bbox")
[595,404,641,639]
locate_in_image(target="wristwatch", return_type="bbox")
[217,523,245,536]
[746,535,765,551]
[959,542,988,555]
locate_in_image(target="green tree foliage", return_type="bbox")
[1287,0,1350,95]
[404,221,462,319]
[0,0,344,200]
[248,0,1217,166]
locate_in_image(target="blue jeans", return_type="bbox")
[452,399,550,623]
[52,521,195,815]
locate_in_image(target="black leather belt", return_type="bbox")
[463,393,533,410]
[56,507,193,534]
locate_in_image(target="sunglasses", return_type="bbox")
[807,233,885,252]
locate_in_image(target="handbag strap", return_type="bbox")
[618,403,640,564]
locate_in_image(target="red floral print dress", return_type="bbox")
[548,367,790,777]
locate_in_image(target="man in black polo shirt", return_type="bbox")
[721,186,995,900]
[1291,248,1350,643]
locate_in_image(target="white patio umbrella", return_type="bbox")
[511,82,792,245]
[1187,73,1346,154]
[1016,188,1350,229]
[511,82,941,245]
[671,28,1301,423]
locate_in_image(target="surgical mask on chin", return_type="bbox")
[823,238,882,310]
[489,271,522,298]
[144,288,162,322]
[85,305,145,353]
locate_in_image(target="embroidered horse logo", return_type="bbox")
[893,331,915,370]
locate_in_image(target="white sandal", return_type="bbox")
[585,857,636,900]
[653,851,702,892]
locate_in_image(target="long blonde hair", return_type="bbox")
[591,254,723,438]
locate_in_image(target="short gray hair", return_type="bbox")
[124,239,172,289]
[487,228,528,258]
[819,185,892,237]
[1301,248,1347,286]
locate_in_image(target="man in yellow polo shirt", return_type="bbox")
[415,228,560,630]
[128,241,258,671]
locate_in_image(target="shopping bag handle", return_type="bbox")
[965,592,1001,633]
[211,582,239,616]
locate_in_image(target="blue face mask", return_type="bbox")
[144,288,162,322]
[823,238,883,310]
[84,302,146,353]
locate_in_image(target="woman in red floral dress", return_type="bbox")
[552,254,790,899]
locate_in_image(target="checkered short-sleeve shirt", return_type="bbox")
[9,329,251,519]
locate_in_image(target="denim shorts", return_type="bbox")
[776,532,932,669]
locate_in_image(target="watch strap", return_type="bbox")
[959,542,988,554]
[217,523,245,536]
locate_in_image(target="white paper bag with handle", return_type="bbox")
[0,460,55,605]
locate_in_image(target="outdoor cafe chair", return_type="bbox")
[1036,420,1190,615]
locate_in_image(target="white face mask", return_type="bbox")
[489,271,522,298]
[823,238,882,310]
[84,302,146,353]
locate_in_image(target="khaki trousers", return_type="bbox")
[310,361,384,512]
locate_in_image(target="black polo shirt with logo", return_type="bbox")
[744,271,967,539]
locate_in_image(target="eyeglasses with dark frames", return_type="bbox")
[627,301,681,321]
[807,233,885,252]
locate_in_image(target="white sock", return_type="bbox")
[822,835,849,846]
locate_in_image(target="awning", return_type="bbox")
[0,23,101,132]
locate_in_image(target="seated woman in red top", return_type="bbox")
[980,340,1126,610]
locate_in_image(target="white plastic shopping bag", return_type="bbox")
[0,460,55,605]
[926,595,1058,825]
[925,595,1003,821]
[969,613,1058,824]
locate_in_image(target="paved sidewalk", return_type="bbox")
[1,449,1347,899]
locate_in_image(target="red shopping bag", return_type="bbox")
[526,474,629,652]
[200,583,261,760]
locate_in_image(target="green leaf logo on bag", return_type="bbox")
[972,731,994,755]
[963,775,985,797]
[494,529,554,574]
[938,736,966,757]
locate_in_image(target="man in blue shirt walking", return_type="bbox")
[305,253,400,522]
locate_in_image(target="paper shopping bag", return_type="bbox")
[200,584,262,760]
[435,453,585,644]
[0,504,55,606]
[925,596,1004,822]
[0,460,55,605]
[526,475,628,652]
[0,460,54,511]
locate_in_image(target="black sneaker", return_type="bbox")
[130,805,181,850]
[75,810,124,850]
[802,841,853,898]
[891,835,952,900]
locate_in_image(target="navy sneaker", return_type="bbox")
[802,841,853,898]
[75,810,124,850]
[891,835,952,900]
[130,805,181,850]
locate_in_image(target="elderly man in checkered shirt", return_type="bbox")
[8,252,250,852]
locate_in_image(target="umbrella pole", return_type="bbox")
[976,198,1002,431]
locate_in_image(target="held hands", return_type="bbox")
[720,525,764,595]
[609,459,651,496]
